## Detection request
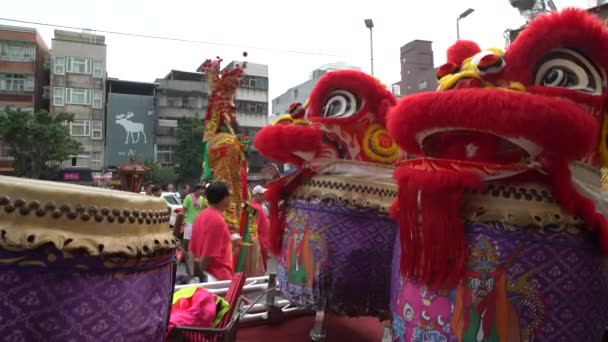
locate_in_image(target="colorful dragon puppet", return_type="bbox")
[254,70,402,318]
[199,56,249,232]
[387,9,608,341]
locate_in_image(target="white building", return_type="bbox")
[271,62,360,117]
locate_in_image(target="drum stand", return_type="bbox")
[309,296,327,341]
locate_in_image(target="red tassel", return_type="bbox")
[542,157,608,254]
[264,168,317,256]
[393,166,483,290]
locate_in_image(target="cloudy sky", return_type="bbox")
[1,0,589,99]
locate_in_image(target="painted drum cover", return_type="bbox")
[276,166,398,318]
[390,184,608,341]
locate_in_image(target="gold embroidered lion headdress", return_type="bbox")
[198,53,248,141]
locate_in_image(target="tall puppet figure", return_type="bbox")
[199,55,249,233]
[387,9,608,341]
[254,70,403,322]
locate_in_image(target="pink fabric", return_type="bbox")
[250,201,270,271]
[169,288,218,329]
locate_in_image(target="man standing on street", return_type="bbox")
[189,182,235,282]
[182,184,206,251]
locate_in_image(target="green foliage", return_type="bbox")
[0,108,81,179]
[175,115,205,184]
[142,160,178,186]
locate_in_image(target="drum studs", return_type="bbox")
[19,207,30,215]
[81,213,91,221]
[14,199,25,207]
[4,203,15,213]
[0,196,9,206]
[29,201,40,209]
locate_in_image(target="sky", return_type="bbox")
[1,0,590,100]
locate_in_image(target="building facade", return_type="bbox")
[154,69,209,167]
[223,61,270,174]
[50,30,107,180]
[0,25,50,173]
[399,40,437,97]
[271,62,360,116]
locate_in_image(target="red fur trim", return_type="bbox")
[393,166,484,289]
[447,40,481,65]
[505,8,608,85]
[253,125,323,166]
[264,168,317,255]
[307,69,396,125]
[386,89,598,160]
[541,158,608,254]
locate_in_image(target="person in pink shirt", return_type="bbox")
[189,182,235,282]
[250,185,270,271]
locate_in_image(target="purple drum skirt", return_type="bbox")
[0,243,175,341]
[390,222,608,341]
[277,199,397,318]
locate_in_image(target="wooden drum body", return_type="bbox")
[0,177,179,341]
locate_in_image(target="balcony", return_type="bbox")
[42,86,50,100]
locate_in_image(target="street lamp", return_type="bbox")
[364,19,374,76]
[456,8,475,39]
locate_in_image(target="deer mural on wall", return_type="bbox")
[115,112,147,144]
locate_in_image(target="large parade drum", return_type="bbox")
[390,181,608,341]
[0,176,179,341]
[277,161,398,318]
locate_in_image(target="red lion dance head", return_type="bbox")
[254,70,401,253]
[387,9,608,289]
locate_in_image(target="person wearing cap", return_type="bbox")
[245,185,270,273]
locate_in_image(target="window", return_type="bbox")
[248,78,257,88]
[66,57,91,74]
[53,87,65,106]
[91,152,102,170]
[91,121,103,140]
[70,120,90,137]
[181,96,191,108]
[66,88,91,105]
[69,153,90,167]
[54,56,65,75]
[92,61,103,78]
[294,89,299,99]
[418,81,428,90]
[92,90,103,109]
[0,41,34,61]
[157,145,175,166]
[0,73,34,91]
[167,97,181,108]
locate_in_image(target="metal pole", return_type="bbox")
[456,18,460,40]
[369,27,374,76]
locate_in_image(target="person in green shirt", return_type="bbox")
[182,184,207,250]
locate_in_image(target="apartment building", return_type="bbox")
[0,25,50,174]
[399,40,437,97]
[272,62,360,116]
[154,69,209,167]
[49,30,107,181]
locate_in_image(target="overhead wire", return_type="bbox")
[0,17,348,58]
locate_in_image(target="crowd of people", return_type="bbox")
[164,181,270,283]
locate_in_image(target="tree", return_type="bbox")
[0,109,81,179]
[175,115,205,185]
[143,160,179,186]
